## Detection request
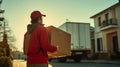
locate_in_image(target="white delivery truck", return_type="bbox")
[58,22,91,62]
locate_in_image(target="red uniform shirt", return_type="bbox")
[24,25,57,64]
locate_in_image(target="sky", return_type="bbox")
[1,0,118,51]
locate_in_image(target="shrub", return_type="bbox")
[89,53,98,60]
[0,56,13,67]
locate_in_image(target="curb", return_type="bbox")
[81,61,120,65]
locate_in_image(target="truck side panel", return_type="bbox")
[64,23,91,50]
[79,24,85,49]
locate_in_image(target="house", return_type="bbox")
[90,1,120,59]
[90,27,95,54]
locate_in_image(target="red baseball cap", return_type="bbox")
[31,11,46,19]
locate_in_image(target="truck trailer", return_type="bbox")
[58,22,91,62]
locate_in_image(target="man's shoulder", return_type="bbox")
[37,25,46,30]
[24,32,27,36]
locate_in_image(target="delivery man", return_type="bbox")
[23,10,57,67]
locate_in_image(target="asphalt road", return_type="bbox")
[13,60,120,67]
[50,62,120,67]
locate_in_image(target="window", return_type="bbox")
[97,38,103,52]
[105,13,109,24]
[98,17,101,26]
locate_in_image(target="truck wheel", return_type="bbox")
[58,57,67,62]
[49,59,52,62]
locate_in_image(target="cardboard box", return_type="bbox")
[46,26,71,58]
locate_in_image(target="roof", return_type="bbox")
[90,3,120,18]
[66,22,90,24]
[59,22,90,27]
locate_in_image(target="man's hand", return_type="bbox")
[56,46,59,51]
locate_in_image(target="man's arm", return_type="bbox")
[38,27,57,52]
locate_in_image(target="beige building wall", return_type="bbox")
[94,18,102,52]
[102,28,118,53]
[94,8,116,27]
[115,6,120,52]
[102,32,107,52]
[94,6,119,53]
